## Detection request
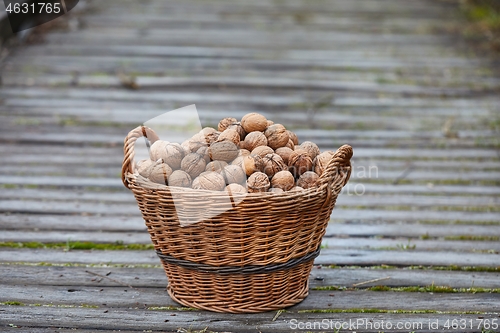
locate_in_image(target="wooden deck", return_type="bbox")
[1,0,499,332]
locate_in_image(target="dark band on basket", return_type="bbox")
[156,247,321,275]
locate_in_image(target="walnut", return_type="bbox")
[275,147,293,165]
[285,139,295,150]
[190,128,219,146]
[271,170,295,191]
[218,117,237,132]
[168,170,192,188]
[297,171,319,189]
[261,153,287,178]
[192,172,225,191]
[195,145,211,163]
[209,141,239,162]
[266,120,274,127]
[299,141,320,160]
[264,124,289,150]
[136,159,153,177]
[149,140,169,161]
[238,149,251,157]
[148,161,173,185]
[241,112,268,133]
[287,130,299,145]
[247,172,270,193]
[313,152,332,176]
[225,183,247,194]
[230,156,244,168]
[290,186,304,192]
[216,129,240,145]
[199,127,220,145]
[180,153,206,178]
[243,131,267,151]
[288,149,313,177]
[222,165,246,185]
[181,139,207,154]
[227,122,246,140]
[205,160,228,173]
[268,187,283,194]
[242,154,263,176]
[251,145,274,158]
[161,143,185,169]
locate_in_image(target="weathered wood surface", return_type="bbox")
[1,0,499,331]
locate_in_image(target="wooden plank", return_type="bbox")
[1,248,498,267]
[325,224,500,238]
[1,284,499,312]
[2,306,498,333]
[0,214,145,231]
[2,264,499,289]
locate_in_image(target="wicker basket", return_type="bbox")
[121,125,352,313]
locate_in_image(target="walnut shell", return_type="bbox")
[192,171,225,191]
[216,129,240,145]
[222,165,246,185]
[136,159,154,177]
[297,171,319,189]
[268,187,283,194]
[148,161,173,185]
[242,154,263,176]
[149,140,169,161]
[313,152,332,176]
[160,143,185,169]
[264,124,289,150]
[238,149,251,157]
[247,172,270,193]
[225,183,247,194]
[288,149,313,177]
[195,145,211,163]
[275,147,294,165]
[266,120,274,127]
[243,131,268,151]
[231,156,244,168]
[168,170,192,187]
[271,170,295,191]
[227,122,246,140]
[209,141,239,162]
[261,153,287,178]
[181,139,207,154]
[299,141,320,160]
[199,127,220,145]
[285,139,295,150]
[290,186,304,192]
[287,130,299,145]
[218,117,237,132]
[251,145,274,158]
[241,112,268,133]
[180,153,206,178]
[205,160,228,173]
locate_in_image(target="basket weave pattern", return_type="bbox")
[122,126,352,313]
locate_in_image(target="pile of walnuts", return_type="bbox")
[136,112,334,194]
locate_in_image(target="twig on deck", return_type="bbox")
[85,270,136,289]
[352,276,391,287]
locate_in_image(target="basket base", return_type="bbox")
[162,260,313,313]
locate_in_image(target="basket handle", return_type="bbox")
[121,125,160,188]
[318,144,353,188]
